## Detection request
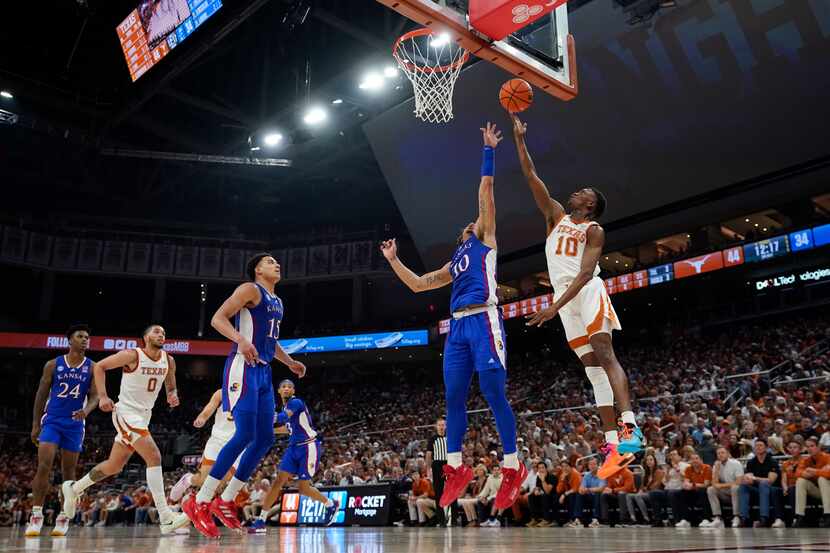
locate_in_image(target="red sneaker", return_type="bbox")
[494,463,528,510]
[182,494,220,539]
[210,497,243,530]
[439,464,474,508]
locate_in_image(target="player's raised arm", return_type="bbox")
[526,225,605,327]
[194,389,223,428]
[211,282,261,364]
[477,122,502,248]
[31,359,56,444]
[380,239,452,293]
[511,114,565,233]
[93,349,140,412]
[165,354,179,408]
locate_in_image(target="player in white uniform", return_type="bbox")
[169,389,243,503]
[511,115,643,479]
[60,324,185,534]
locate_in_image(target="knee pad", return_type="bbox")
[585,366,614,407]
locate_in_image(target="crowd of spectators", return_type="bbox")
[0,311,828,530]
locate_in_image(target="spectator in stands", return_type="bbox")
[696,431,717,466]
[557,459,581,527]
[407,471,434,526]
[673,453,711,528]
[781,440,802,525]
[458,465,488,526]
[624,453,663,526]
[701,447,743,528]
[601,466,634,527]
[651,435,668,466]
[477,465,503,527]
[738,438,784,528]
[133,487,152,525]
[575,458,606,528]
[794,437,830,528]
[527,461,556,527]
[243,479,269,523]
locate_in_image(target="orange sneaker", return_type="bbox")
[597,443,634,480]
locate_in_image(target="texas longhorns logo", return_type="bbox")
[511,4,544,25]
[679,254,714,274]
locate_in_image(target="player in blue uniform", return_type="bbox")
[27,324,98,538]
[381,122,526,512]
[179,253,307,538]
[247,379,338,533]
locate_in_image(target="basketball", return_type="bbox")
[499,78,533,113]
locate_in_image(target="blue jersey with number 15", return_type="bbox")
[43,356,94,425]
[230,282,283,364]
[449,234,498,312]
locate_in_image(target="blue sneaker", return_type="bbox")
[618,426,644,454]
[323,499,340,527]
[247,519,267,535]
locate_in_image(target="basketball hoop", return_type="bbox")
[393,28,469,123]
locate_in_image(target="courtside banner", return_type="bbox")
[0,330,428,356]
[277,484,391,526]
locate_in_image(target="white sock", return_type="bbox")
[503,453,519,469]
[447,452,462,468]
[72,474,97,495]
[32,506,43,516]
[220,477,246,502]
[146,466,173,520]
[605,430,619,445]
[621,411,637,427]
[195,475,221,504]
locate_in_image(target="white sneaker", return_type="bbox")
[174,527,190,535]
[674,519,691,528]
[699,519,713,528]
[711,518,725,528]
[94,521,106,527]
[565,520,580,528]
[61,481,79,520]
[51,514,70,537]
[25,513,43,537]
[731,516,741,528]
[160,512,190,535]
[588,518,605,528]
[169,473,193,503]
[771,518,786,528]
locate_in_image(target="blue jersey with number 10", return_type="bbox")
[44,356,94,424]
[231,282,283,364]
[449,234,498,312]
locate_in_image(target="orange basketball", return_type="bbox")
[499,78,533,113]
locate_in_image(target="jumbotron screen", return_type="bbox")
[116,0,222,82]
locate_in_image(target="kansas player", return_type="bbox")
[511,114,643,479]
[248,379,337,534]
[61,324,182,534]
[178,253,306,538]
[26,324,98,538]
[381,122,525,511]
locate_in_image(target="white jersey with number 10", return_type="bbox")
[545,215,601,294]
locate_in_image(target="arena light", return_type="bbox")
[359,71,384,91]
[331,98,343,104]
[0,90,12,99]
[303,106,327,125]
[263,132,283,147]
[383,66,399,78]
[430,33,450,48]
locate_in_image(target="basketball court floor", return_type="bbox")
[2,526,828,553]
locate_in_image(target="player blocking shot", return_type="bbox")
[26,324,99,538]
[511,114,643,479]
[60,324,182,534]
[176,253,306,539]
[381,122,527,512]
[248,379,338,534]
[169,389,243,504]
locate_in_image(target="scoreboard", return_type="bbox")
[743,235,789,263]
[116,0,222,82]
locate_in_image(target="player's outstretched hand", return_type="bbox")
[99,396,115,412]
[288,359,307,378]
[511,114,527,137]
[480,122,503,148]
[380,239,397,261]
[525,305,560,327]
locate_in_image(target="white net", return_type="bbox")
[393,30,469,124]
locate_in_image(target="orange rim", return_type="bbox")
[393,28,469,74]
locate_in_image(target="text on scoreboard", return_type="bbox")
[116,0,222,82]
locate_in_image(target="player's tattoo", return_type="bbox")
[90,468,107,482]
[424,273,438,286]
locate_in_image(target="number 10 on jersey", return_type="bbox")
[555,236,578,257]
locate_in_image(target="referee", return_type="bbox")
[426,417,451,526]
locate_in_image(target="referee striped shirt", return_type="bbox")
[429,434,448,462]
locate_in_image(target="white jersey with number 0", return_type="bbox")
[117,348,168,415]
[545,215,601,294]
